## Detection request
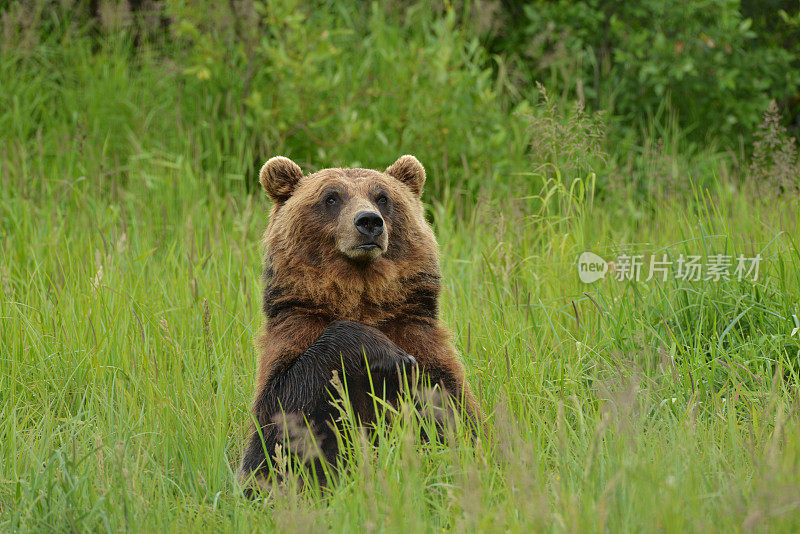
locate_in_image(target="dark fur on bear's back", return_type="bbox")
[239,156,480,490]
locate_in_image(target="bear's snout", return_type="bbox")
[338,206,388,262]
[354,210,384,237]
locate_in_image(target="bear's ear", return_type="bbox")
[386,155,426,197]
[259,156,304,203]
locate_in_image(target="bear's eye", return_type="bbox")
[325,194,338,206]
[376,195,388,206]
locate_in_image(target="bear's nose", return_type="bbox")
[354,210,384,237]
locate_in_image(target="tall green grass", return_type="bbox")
[3,167,799,531]
[2,2,800,532]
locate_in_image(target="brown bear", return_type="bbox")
[239,155,480,489]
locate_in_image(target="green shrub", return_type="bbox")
[153,0,527,195]
[514,0,800,143]
[1,0,528,199]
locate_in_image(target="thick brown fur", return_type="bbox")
[240,155,480,489]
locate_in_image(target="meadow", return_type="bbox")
[2,2,800,532]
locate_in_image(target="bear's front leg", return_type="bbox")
[239,320,416,490]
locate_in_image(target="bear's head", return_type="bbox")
[259,155,436,275]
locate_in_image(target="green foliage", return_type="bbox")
[516,0,800,142]
[1,0,526,198]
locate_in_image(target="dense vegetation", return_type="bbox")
[2,1,799,531]
[490,0,800,143]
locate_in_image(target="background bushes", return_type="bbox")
[4,0,798,202]
[490,0,800,144]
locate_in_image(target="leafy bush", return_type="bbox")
[512,0,800,143]
[1,0,528,198]
[162,0,526,195]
